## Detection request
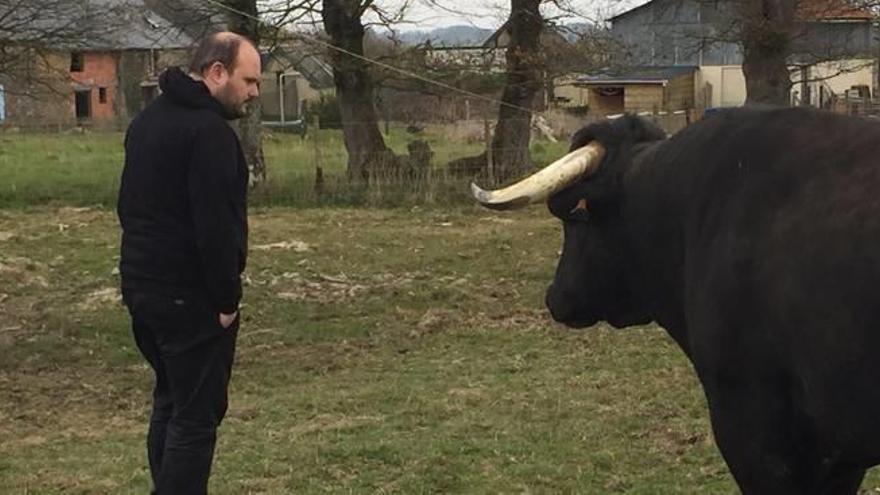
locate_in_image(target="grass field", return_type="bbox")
[0,206,725,493]
[2,206,878,493]
[0,126,569,208]
[2,131,879,493]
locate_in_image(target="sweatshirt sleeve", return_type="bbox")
[187,121,243,314]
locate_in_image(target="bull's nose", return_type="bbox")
[546,284,595,328]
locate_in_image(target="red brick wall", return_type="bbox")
[70,51,118,121]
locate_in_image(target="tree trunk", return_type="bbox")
[225,0,266,185]
[322,0,397,183]
[239,103,265,184]
[491,0,543,184]
[741,0,795,106]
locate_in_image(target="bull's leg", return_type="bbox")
[705,387,866,494]
[817,465,865,495]
[704,386,808,494]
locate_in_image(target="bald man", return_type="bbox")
[117,32,261,494]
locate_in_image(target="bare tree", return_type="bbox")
[735,0,877,105]
[491,0,544,182]
[321,0,400,183]
[736,0,798,104]
[221,0,268,185]
[0,0,130,91]
[634,0,876,106]
[441,0,546,183]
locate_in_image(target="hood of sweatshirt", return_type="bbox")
[158,66,235,120]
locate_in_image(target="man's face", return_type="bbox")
[214,44,261,119]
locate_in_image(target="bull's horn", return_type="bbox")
[471,142,606,210]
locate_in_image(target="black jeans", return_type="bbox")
[123,290,239,495]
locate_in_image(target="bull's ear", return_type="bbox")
[571,198,589,213]
[569,132,596,153]
[568,198,591,222]
[548,176,619,218]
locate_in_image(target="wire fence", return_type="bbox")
[829,97,880,118]
[0,108,703,209]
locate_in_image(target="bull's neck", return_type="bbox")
[622,140,691,355]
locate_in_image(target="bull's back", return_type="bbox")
[675,108,880,459]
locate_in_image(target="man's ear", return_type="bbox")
[206,61,227,84]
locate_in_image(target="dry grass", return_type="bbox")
[1,206,879,493]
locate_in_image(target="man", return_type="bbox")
[117,32,260,494]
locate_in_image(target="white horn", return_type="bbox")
[471,142,606,210]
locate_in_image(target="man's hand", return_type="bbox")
[219,311,238,329]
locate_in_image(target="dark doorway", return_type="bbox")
[75,90,92,120]
[590,87,625,115]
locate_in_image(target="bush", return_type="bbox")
[304,94,342,129]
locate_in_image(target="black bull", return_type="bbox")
[501,107,880,493]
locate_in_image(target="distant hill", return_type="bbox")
[394,22,602,47]
[398,25,494,47]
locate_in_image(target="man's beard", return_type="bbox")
[217,85,247,120]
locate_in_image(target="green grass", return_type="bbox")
[0,127,569,208]
[3,207,880,493]
[3,130,877,492]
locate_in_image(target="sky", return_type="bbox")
[372,0,646,30]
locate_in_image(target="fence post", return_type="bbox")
[313,115,324,200]
[484,116,494,185]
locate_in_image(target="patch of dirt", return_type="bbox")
[447,386,488,399]
[477,308,550,331]
[252,240,312,252]
[0,330,14,349]
[412,308,457,337]
[479,216,514,225]
[0,366,147,452]
[647,424,713,457]
[0,256,50,288]
[55,206,103,223]
[286,413,385,437]
[273,272,417,304]
[77,287,121,311]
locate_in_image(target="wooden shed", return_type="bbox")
[575,66,697,116]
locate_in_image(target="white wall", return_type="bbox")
[796,59,874,106]
[696,59,876,108]
[696,65,747,108]
[553,76,590,107]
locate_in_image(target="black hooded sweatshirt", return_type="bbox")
[117,67,248,314]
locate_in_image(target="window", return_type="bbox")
[141,84,158,108]
[75,90,91,120]
[99,87,107,104]
[70,52,84,72]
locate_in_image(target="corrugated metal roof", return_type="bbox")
[79,0,196,50]
[576,66,697,85]
[267,47,335,90]
[612,0,873,23]
[2,0,198,50]
[796,0,873,21]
